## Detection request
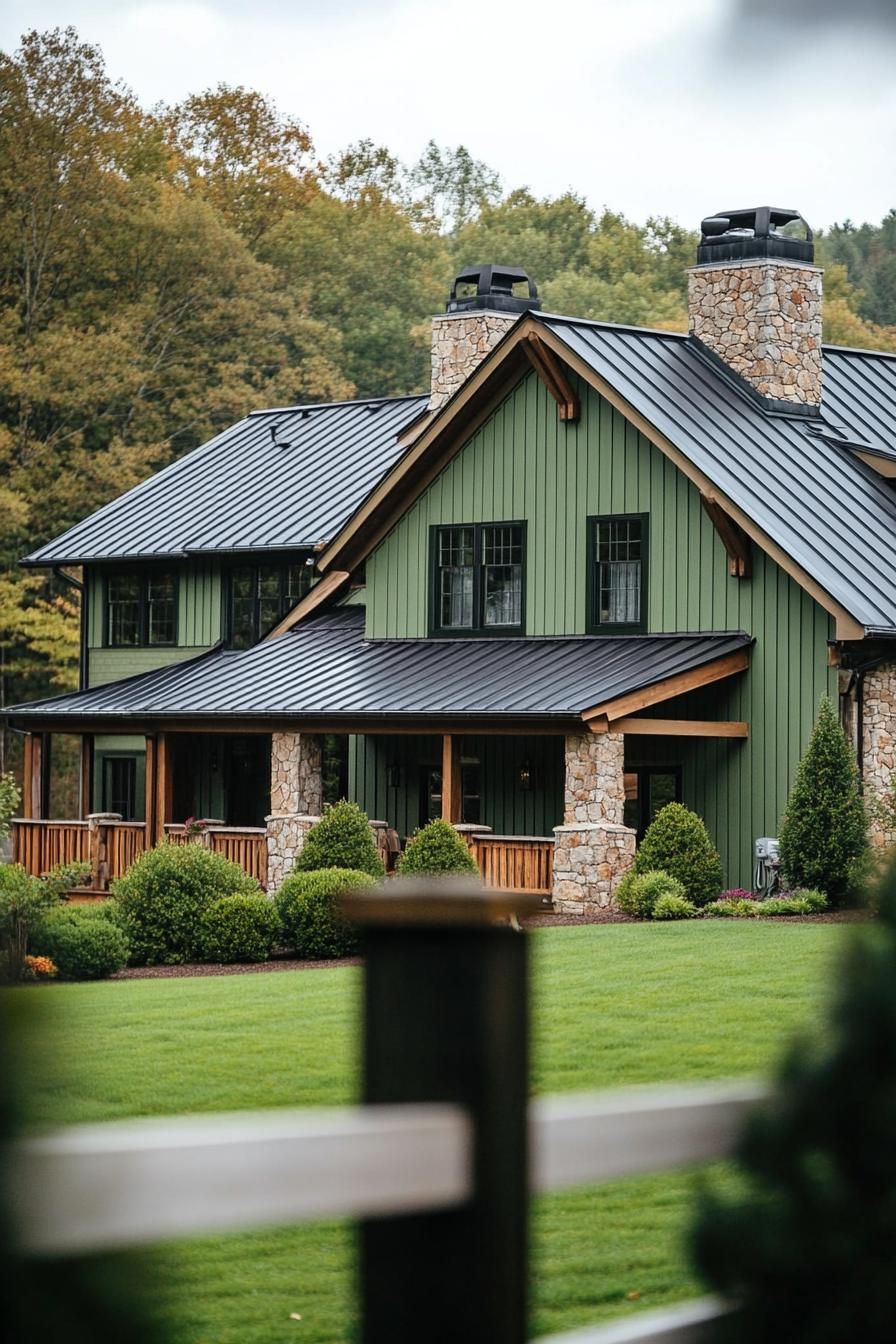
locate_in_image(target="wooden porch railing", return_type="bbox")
[164,824,268,888]
[11,819,91,877]
[468,833,554,895]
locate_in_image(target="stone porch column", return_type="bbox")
[862,666,896,850]
[552,731,636,915]
[265,731,323,891]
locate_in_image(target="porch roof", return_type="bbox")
[4,608,753,730]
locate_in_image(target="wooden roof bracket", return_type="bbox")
[521,333,580,421]
[701,494,752,578]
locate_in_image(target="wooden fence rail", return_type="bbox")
[4,879,764,1343]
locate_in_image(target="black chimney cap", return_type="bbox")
[446,264,541,315]
[697,207,814,265]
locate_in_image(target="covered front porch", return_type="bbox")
[6,608,753,905]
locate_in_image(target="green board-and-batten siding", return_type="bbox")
[86,559,222,687]
[358,370,839,888]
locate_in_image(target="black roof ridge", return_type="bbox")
[248,393,428,417]
[822,342,896,361]
[539,311,896,364]
[536,311,688,341]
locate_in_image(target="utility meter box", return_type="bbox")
[755,837,779,860]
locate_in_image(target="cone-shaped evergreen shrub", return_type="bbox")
[633,802,722,906]
[779,695,867,906]
[396,819,480,876]
[294,800,384,877]
[692,857,896,1341]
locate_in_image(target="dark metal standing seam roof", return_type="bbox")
[23,395,428,566]
[535,314,896,632]
[4,608,752,724]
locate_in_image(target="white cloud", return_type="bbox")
[1,0,893,229]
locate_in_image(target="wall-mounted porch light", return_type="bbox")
[518,759,532,791]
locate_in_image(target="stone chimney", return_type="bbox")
[687,207,823,412]
[430,264,540,411]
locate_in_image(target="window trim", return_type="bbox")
[102,568,179,649]
[224,557,314,649]
[624,763,682,841]
[428,521,527,638]
[586,512,649,634]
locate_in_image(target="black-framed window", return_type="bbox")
[103,756,137,820]
[624,766,681,840]
[431,523,525,635]
[420,762,481,826]
[587,514,648,632]
[227,561,312,649]
[105,571,177,647]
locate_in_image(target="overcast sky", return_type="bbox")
[3,0,895,230]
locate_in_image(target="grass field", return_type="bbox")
[7,922,845,1341]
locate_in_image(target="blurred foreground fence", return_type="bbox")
[5,881,764,1343]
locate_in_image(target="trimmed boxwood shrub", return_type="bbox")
[294,800,384,877]
[615,869,686,919]
[112,842,260,965]
[277,867,375,959]
[32,906,129,980]
[634,803,723,907]
[779,695,868,906]
[200,893,281,963]
[652,893,697,921]
[396,819,480,876]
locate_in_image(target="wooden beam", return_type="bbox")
[701,496,751,579]
[521,334,580,421]
[79,736,93,819]
[266,570,351,639]
[144,736,157,843]
[154,732,172,845]
[607,717,749,738]
[22,734,34,819]
[441,734,462,824]
[581,648,751,723]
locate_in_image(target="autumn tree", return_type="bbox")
[162,84,318,244]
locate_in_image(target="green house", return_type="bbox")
[8,207,896,909]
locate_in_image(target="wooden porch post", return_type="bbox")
[79,735,93,820]
[22,733,44,820]
[441,734,462,824]
[144,736,157,844]
[154,732,173,845]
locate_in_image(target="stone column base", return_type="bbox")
[265,813,320,892]
[552,822,636,916]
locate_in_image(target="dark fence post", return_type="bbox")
[343,878,542,1344]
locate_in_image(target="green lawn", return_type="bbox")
[8,922,844,1342]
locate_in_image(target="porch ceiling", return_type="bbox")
[4,608,753,731]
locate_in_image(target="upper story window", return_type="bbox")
[228,561,312,649]
[105,572,177,647]
[432,523,525,635]
[588,514,648,633]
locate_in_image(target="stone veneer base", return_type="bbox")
[552,822,636,916]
